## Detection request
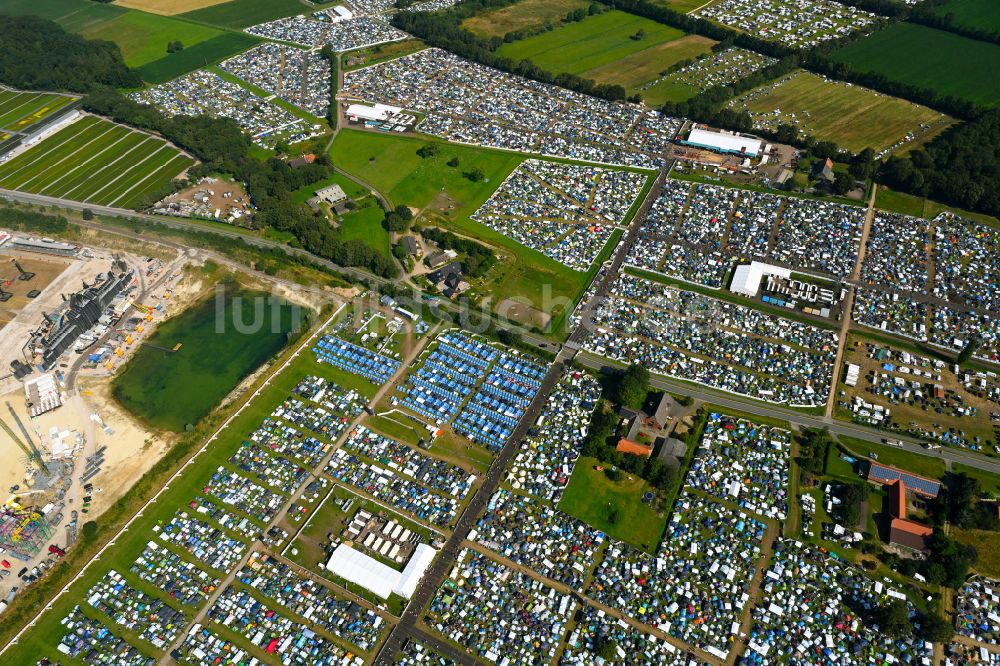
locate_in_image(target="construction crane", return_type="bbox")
[0,408,48,475]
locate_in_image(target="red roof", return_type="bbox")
[616,438,652,457]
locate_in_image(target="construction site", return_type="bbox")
[0,234,190,610]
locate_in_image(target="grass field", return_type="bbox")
[953,528,1000,578]
[112,289,298,431]
[874,185,1000,228]
[830,23,1000,107]
[0,90,75,133]
[730,71,951,153]
[80,10,230,67]
[934,0,1000,32]
[181,0,316,29]
[559,455,669,552]
[0,116,193,209]
[138,32,259,84]
[461,0,591,38]
[330,130,599,324]
[649,0,709,10]
[583,34,715,93]
[336,205,393,261]
[328,130,600,326]
[496,11,699,80]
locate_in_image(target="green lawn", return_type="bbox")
[830,23,1000,107]
[461,0,591,38]
[112,288,298,431]
[837,436,946,480]
[730,70,950,153]
[933,0,1000,32]
[559,456,669,552]
[181,0,318,29]
[329,130,596,313]
[336,205,393,261]
[496,11,694,78]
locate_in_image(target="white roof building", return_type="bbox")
[346,103,402,122]
[730,261,791,297]
[683,127,763,157]
[325,542,438,600]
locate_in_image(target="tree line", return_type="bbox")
[0,15,141,91]
[420,226,496,277]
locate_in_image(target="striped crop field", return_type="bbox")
[0,88,76,133]
[0,115,193,209]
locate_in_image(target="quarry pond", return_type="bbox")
[112,287,303,431]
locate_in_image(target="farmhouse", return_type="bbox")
[887,479,933,552]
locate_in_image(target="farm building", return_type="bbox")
[887,479,933,552]
[682,127,762,157]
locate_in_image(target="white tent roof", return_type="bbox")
[326,543,399,599]
[686,127,763,157]
[326,542,439,600]
[393,543,437,599]
[730,261,790,297]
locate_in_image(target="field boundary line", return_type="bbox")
[81,143,171,204]
[0,302,345,655]
[52,134,158,200]
[108,151,191,208]
[32,131,142,198]
[0,117,99,182]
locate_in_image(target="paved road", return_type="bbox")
[574,351,1000,475]
[371,352,572,665]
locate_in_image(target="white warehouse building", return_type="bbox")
[682,127,763,157]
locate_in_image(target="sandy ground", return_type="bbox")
[112,0,231,15]
[75,380,172,518]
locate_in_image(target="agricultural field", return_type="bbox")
[0,0,127,32]
[181,0,317,29]
[830,23,1000,107]
[328,130,594,323]
[0,116,193,209]
[113,0,230,15]
[495,10,713,90]
[729,70,952,153]
[79,10,256,80]
[0,89,76,134]
[933,0,1000,33]
[461,0,591,38]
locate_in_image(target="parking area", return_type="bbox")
[130,69,324,147]
[696,0,877,49]
[342,48,683,168]
[245,15,407,51]
[471,159,647,271]
[585,272,838,406]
